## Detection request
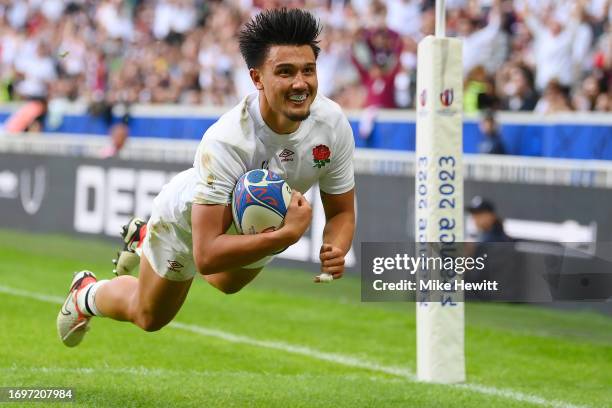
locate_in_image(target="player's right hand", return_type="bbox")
[280,191,312,244]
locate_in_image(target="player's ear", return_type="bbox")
[249,68,264,91]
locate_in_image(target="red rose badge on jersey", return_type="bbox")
[312,144,331,168]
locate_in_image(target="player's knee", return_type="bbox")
[217,285,243,295]
[134,312,169,332]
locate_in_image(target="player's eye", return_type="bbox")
[277,68,291,77]
[303,67,315,75]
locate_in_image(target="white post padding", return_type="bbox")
[415,35,465,384]
[435,0,446,38]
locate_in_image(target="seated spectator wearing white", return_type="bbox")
[594,92,610,112]
[498,65,538,111]
[534,79,573,114]
[572,75,606,112]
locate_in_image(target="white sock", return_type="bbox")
[76,280,108,317]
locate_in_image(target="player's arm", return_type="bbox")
[192,192,311,275]
[317,188,355,281]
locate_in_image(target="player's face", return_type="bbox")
[253,45,318,132]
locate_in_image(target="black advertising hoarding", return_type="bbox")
[1,141,611,309]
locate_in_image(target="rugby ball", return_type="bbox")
[232,169,292,235]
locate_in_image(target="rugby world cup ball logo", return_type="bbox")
[440,88,454,107]
[419,89,427,107]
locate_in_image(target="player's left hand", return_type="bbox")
[315,243,345,282]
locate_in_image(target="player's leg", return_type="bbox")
[203,267,262,294]
[58,205,197,347]
[112,217,147,276]
[95,255,192,330]
[202,253,275,294]
[56,254,193,347]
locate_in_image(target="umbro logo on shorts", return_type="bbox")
[279,149,294,162]
[167,260,184,273]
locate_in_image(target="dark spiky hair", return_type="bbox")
[238,8,322,69]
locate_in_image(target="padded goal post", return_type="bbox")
[414,0,466,384]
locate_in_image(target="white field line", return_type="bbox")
[0,366,391,383]
[0,285,590,408]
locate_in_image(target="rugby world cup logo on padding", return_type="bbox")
[440,88,454,107]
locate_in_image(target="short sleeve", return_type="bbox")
[318,117,355,195]
[192,138,247,205]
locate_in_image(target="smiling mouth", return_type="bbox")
[288,94,308,104]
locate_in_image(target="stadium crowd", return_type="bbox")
[0,0,610,118]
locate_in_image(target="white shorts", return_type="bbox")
[142,209,197,282]
[142,169,274,282]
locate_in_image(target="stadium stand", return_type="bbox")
[0,0,609,113]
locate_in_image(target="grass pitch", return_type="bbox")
[0,229,610,407]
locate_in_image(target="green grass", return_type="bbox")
[0,228,610,407]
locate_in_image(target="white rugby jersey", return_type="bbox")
[192,92,355,206]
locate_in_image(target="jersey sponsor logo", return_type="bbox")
[167,260,184,273]
[279,149,294,162]
[312,145,331,168]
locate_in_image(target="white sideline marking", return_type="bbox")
[0,366,386,383]
[0,285,589,408]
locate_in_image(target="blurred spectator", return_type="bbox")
[458,0,504,76]
[467,196,512,243]
[350,2,403,139]
[385,0,421,38]
[2,100,46,133]
[573,74,606,111]
[464,65,498,113]
[13,42,56,101]
[0,0,608,115]
[153,0,197,40]
[496,64,538,111]
[535,79,573,114]
[595,91,610,111]
[99,122,130,159]
[521,1,583,92]
[478,110,506,155]
[465,196,523,301]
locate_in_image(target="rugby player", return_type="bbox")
[57,8,355,347]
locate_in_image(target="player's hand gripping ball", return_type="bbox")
[232,169,292,235]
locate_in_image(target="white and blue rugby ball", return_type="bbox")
[232,169,292,235]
